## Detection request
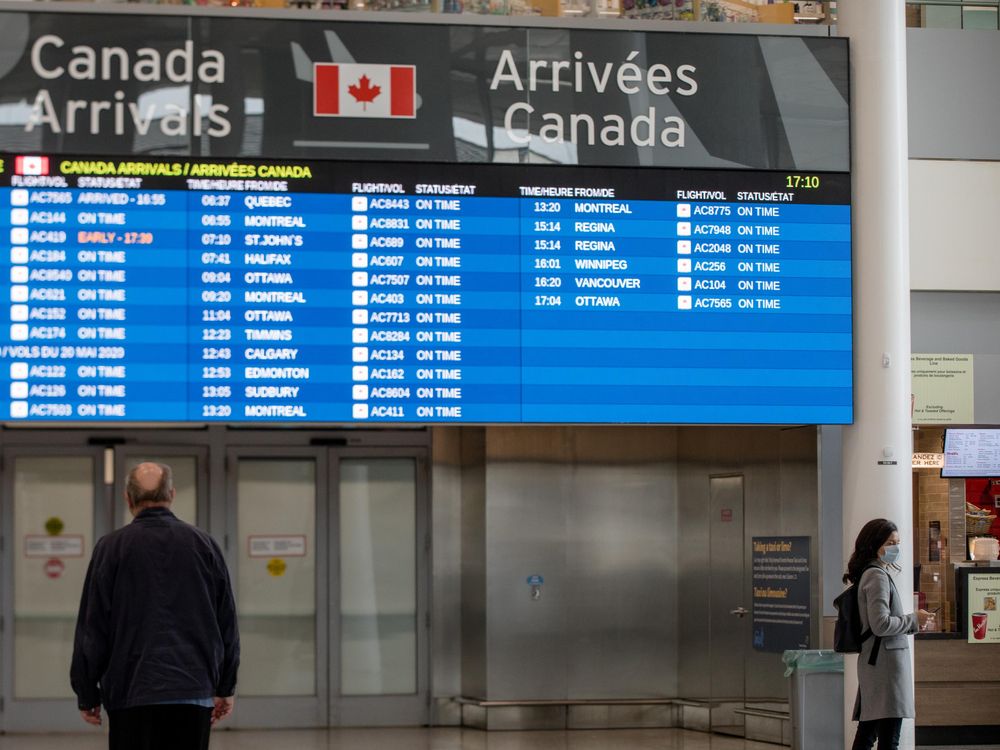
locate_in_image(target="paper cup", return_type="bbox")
[972,612,988,640]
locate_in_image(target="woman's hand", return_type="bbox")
[917,609,936,631]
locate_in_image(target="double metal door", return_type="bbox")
[0,441,428,731]
[227,446,429,728]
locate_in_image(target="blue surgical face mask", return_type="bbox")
[880,544,901,566]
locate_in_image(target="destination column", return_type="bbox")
[519,183,671,422]
[188,176,331,422]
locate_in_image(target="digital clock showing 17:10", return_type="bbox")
[786,175,821,189]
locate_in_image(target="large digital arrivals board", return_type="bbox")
[0,154,852,424]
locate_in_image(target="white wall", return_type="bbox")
[909,159,1000,292]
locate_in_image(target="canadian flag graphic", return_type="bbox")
[15,156,49,176]
[314,63,416,119]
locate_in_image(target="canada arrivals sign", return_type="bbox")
[0,7,849,170]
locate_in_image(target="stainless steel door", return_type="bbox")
[709,474,746,737]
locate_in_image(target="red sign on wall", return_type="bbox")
[44,558,65,579]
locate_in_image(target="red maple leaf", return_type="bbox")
[348,75,381,110]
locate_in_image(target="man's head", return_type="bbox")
[125,462,175,517]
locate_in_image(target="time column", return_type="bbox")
[526,200,565,311]
[189,192,237,420]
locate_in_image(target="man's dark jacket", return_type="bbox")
[70,507,240,710]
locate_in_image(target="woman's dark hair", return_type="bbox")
[843,518,898,584]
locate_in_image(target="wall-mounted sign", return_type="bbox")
[0,10,849,170]
[912,452,944,468]
[0,9,853,427]
[24,534,84,558]
[911,354,974,424]
[751,536,810,652]
[248,535,307,558]
[44,516,65,536]
[968,572,1000,643]
[44,557,65,579]
[527,574,543,601]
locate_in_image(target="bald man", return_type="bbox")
[71,462,240,750]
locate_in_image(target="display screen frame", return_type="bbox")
[0,9,854,427]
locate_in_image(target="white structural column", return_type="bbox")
[838,0,914,747]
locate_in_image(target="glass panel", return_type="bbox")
[236,459,316,696]
[340,458,417,696]
[13,456,93,699]
[120,456,198,527]
[963,6,999,28]
[923,4,963,27]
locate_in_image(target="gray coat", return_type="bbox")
[852,565,918,721]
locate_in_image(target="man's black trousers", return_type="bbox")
[108,705,212,750]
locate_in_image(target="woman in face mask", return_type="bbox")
[845,518,936,749]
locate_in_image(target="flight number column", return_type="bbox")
[671,197,851,316]
[348,185,519,422]
[1,182,188,421]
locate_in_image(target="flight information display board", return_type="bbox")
[0,154,852,424]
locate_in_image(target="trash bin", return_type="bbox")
[782,649,844,750]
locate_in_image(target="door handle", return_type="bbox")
[730,607,749,618]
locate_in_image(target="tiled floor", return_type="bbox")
[0,728,997,749]
[0,728,777,750]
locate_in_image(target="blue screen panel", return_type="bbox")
[0,154,852,424]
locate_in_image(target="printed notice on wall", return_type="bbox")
[247,535,307,558]
[911,354,974,424]
[24,534,84,558]
[751,536,810,653]
[968,572,1000,643]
